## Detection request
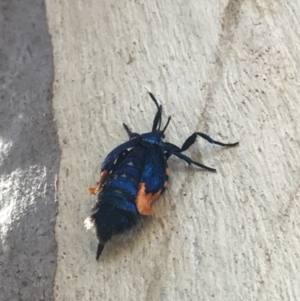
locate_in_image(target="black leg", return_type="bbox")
[123,123,140,139]
[171,152,216,172]
[164,134,238,172]
[164,142,181,152]
[181,132,239,152]
[164,142,181,159]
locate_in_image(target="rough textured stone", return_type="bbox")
[2,0,300,300]
[0,1,59,300]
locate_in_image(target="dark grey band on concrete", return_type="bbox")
[0,1,59,300]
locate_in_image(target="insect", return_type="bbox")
[85,90,239,259]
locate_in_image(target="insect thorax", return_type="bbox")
[140,132,163,147]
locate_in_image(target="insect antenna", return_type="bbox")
[145,86,160,110]
[151,105,162,131]
[145,86,163,131]
[161,116,171,138]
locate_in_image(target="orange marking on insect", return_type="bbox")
[166,168,170,176]
[136,183,162,215]
[87,170,108,195]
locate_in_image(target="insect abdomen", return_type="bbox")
[89,147,147,259]
[100,146,146,206]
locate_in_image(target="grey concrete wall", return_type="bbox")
[0,0,59,301]
[1,0,300,300]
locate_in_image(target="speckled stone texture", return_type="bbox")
[3,0,300,300]
[47,1,300,300]
[0,1,59,300]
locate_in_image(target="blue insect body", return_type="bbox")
[86,91,239,259]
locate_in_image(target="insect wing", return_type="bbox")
[136,147,169,215]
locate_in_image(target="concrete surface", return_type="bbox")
[2,0,300,300]
[0,0,59,301]
[46,0,300,300]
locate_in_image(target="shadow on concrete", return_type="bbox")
[0,1,59,300]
